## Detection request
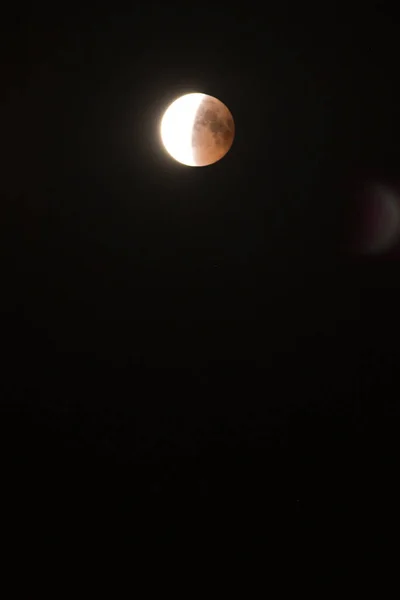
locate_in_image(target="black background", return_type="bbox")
[1,5,399,553]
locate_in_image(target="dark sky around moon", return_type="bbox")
[1,5,400,541]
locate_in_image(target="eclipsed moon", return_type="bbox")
[160,93,235,167]
[360,184,400,254]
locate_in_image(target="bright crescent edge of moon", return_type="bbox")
[160,93,205,166]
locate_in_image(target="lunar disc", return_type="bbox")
[160,93,235,167]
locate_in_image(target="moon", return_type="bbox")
[366,185,400,253]
[355,184,400,255]
[160,93,235,167]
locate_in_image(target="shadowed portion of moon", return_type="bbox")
[192,95,234,166]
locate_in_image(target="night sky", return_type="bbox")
[1,6,399,552]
